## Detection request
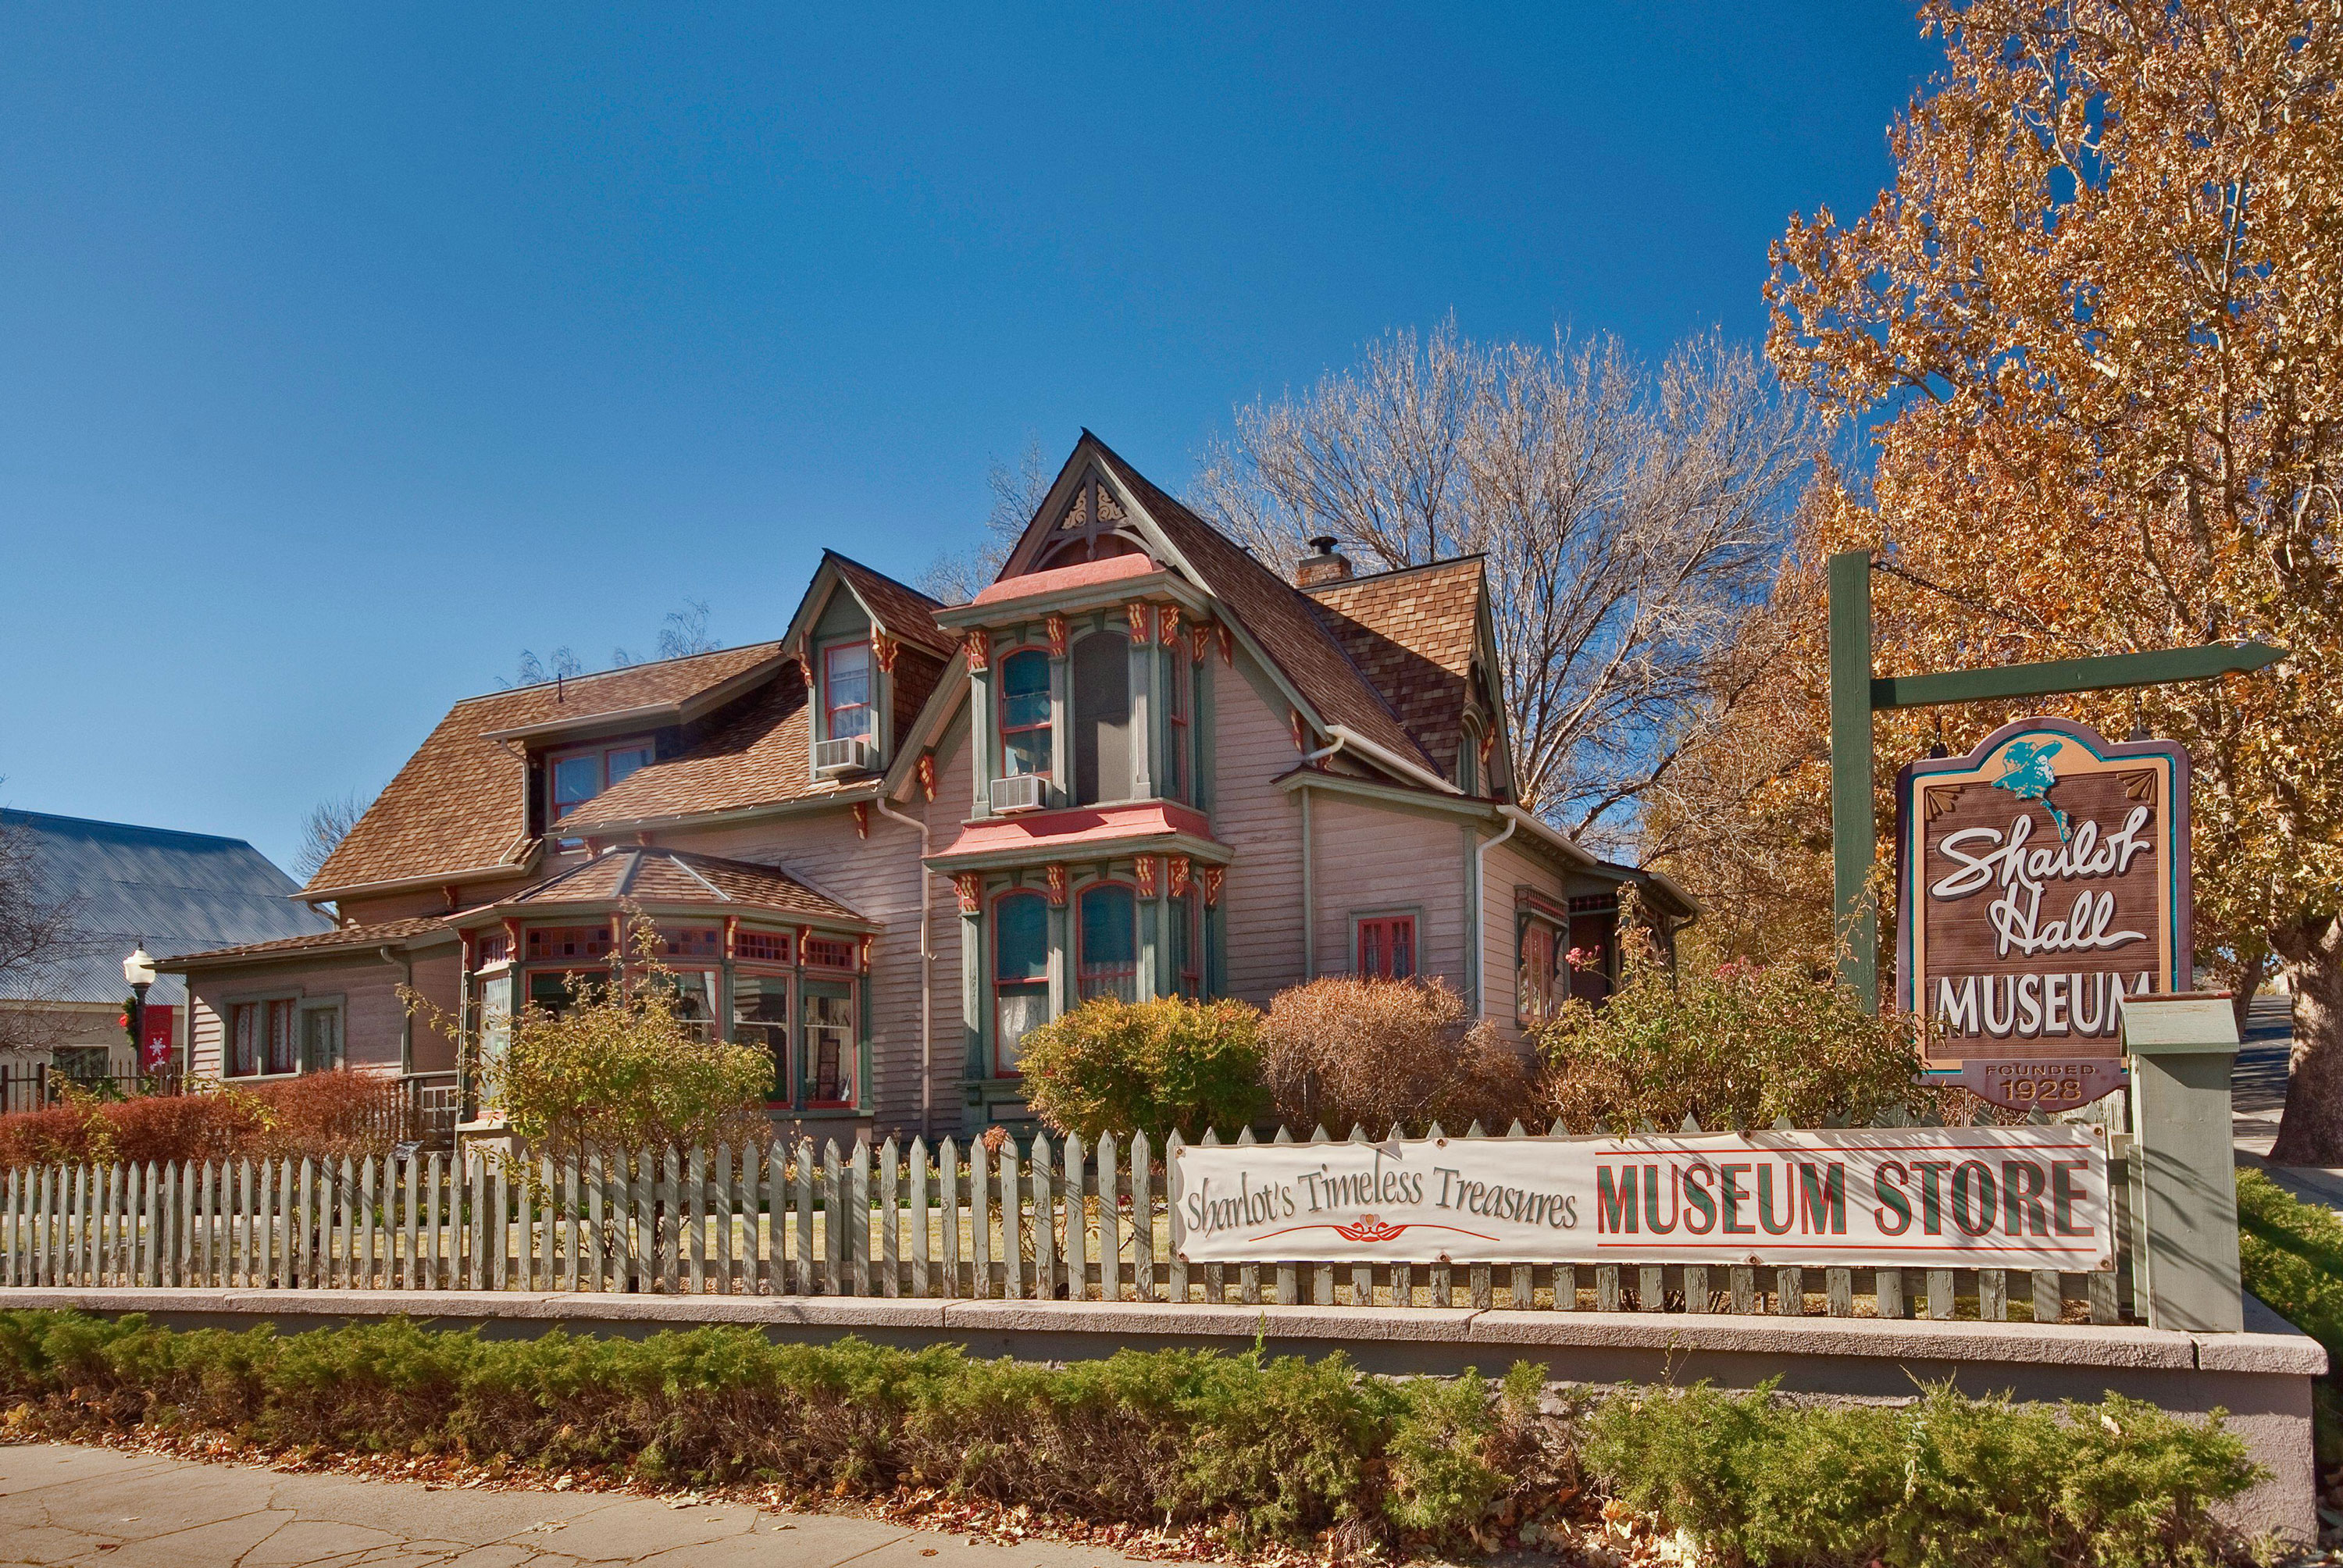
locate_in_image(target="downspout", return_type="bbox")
[1471,811,1519,1017]
[379,946,414,1074]
[870,795,935,1142]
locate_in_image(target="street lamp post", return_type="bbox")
[123,942,158,1081]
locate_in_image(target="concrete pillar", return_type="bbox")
[2121,993,2245,1333]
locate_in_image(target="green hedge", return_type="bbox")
[1585,1380,2260,1568]
[0,1311,2266,1564]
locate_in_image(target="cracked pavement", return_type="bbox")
[0,1445,1142,1567]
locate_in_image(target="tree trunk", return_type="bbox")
[2268,913,2343,1166]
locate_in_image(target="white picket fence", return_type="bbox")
[0,1123,2133,1324]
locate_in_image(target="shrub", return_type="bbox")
[2236,1168,2343,1361]
[1263,976,1536,1137]
[1583,1378,2260,1568]
[1538,943,1929,1133]
[1018,996,1269,1142]
[0,1075,398,1171]
[0,1310,1532,1552]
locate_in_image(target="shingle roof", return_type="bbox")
[308,643,786,896]
[1,811,335,1003]
[495,846,868,925]
[1086,439,1439,775]
[1303,560,1486,780]
[557,662,840,829]
[159,915,450,971]
[826,553,958,659]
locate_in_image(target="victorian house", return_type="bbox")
[162,435,1692,1140]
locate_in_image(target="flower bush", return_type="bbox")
[1263,976,1537,1136]
[1017,995,1269,1142]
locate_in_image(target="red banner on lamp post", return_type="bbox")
[140,1005,176,1073]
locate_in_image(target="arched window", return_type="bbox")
[999,650,1050,778]
[1076,883,1138,1003]
[993,891,1050,1075]
[1072,632,1131,805]
[1457,717,1480,795]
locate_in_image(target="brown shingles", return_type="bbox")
[162,915,451,968]
[826,553,958,657]
[499,846,865,924]
[1086,440,1440,775]
[1303,560,1487,780]
[558,662,838,829]
[306,644,786,896]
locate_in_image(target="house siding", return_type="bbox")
[186,948,459,1079]
[1309,795,1469,991]
[1212,650,1306,1007]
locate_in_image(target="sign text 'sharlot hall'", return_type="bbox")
[1171,1129,2114,1272]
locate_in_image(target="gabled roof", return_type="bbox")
[822,552,958,660]
[161,915,451,972]
[484,846,869,926]
[306,643,786,898]
[1079,436,1443,779]
[1303,559,1488,781]
[2,811,334,1003]
[557,661,854,830]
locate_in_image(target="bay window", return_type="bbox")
[993,891,1050,1074]
[999,650,1051,777]
[733,971,791,1103]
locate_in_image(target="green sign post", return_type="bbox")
[1827,549,2284,1010]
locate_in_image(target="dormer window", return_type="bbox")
[822,642,874,743]
[550,739,654,821]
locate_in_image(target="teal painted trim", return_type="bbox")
[1872,641,2284,711]
[1206,897,1227,999]
[1127,629,1155,800]
[968,664,996,820]
[1827,551,1878,1010]
[959,905,985,1085]
[1194,650,1216,814]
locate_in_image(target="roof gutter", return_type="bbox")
[1327,725,1460,796]
[1471,811,1521,1015]
[301,855,539,908]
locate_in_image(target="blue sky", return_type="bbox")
[0,5,1940,873]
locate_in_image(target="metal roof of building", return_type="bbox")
[0,809,332,1007]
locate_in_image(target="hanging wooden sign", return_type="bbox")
[1895,717,2190,1109]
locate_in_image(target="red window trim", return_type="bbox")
[990,887,1050,1078]
[997,646,1053,777]
[822,640,874,741]
[1355,914,1417,980]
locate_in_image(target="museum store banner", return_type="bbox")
[1895,717,2190,1109]
[1171,1128,2116,1272]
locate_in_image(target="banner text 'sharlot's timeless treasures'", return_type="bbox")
[1171,1128,2115,1272]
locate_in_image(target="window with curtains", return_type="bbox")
[1171,889,1204,1000]
[993,892,1050,1075]
[230,999,298,1076]
[1517,918,1560,1027]
[801,979,857,1107]
[1355,915,1416,980]
[298,1004,342,1073]
[1077,883,1139,1002]
[823,641,873,742]
[999,649,1051,778]
[229,1003,259,1077]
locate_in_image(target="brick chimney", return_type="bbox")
[1294,536,1353,588]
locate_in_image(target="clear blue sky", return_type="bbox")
[0,5,1939,873]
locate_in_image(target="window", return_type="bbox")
[1077,883,1138,1002]
[1458,718,1480,795]
[1071,633,1130,805]
[999,650,1051,778]
[548,740,655,822]
[804,934,857,970]
[1356,916,1416,980]
[1517,919,1560,1027]
[1166,652,1190,801]
[528,970,606,1017]
[1172,889,1204,1000]
[526,925,615,963]
[229,1003,259,1077]
[993,892,1050,1075]
[733,972,790,1102]
[802,979,858,1107]
[824,642,874,742]
[654,927,722,960]
[298,1004,342,1073]
[1568,908,1618,1004]
[736,929,791,964]
[266,999,297,1074]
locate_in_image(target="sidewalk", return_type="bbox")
[2232,992,2343,1212]
[0,1443,1139,1568]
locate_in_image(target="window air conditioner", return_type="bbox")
[990,774,1049,814]
[813,737,877,777]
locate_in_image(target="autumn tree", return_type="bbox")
[1761,0,2343,1158]
[1193,319,1821,852]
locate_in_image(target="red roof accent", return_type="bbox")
[930,800,1219,862]
[971,551,1159,606]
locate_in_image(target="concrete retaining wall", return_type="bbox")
[1,1285,2320,1547]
